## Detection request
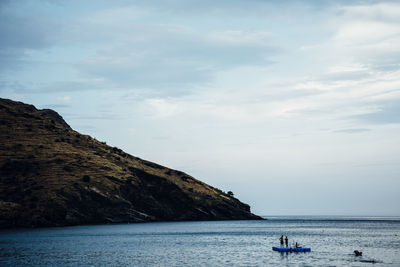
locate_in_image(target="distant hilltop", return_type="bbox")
[0,98,262,228]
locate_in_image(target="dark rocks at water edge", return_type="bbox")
[0,98,262,228]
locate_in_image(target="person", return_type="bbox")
[295,242,300,248]
[279,235,284,246]
[285,236,288,247]
[354,250,362,256]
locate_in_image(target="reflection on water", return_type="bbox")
[1,216,399,266]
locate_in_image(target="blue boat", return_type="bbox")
[272,246,311,252]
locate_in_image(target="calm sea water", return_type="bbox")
[1,216,400,266]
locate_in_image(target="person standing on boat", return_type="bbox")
[285,236,288,247]
[279,235,284,246]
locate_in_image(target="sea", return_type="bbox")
[1,216,399,266]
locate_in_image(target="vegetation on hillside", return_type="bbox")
[0,98,262,228]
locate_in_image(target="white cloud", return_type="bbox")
[75,23,276,93]
[56,96,71,103]
[145,98,184,118]
[340,3,400,22]
[334,21,399,46]
[329,3,400,71]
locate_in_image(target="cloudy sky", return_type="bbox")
[1,0,399,216]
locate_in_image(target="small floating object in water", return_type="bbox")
[272,246,311,252]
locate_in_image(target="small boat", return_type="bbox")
[272,246,311,252]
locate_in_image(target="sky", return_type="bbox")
[1,0,399,216]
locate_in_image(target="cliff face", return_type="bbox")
[0,98,262,228]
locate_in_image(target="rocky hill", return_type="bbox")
[0,98,262,228]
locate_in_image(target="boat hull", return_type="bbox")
[272,246,311,252]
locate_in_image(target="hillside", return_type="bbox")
[0,98,262,228]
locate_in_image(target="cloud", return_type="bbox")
[41,103,70,110]
[56,96,71,103]
[0,1,279,95]
[355,100,400,124]
[320,67,373,81]
[76,24,276,94]
[122,0,352,18]
[0,2,275,95]
[331,3,400,71]
[272,3,400,126]
[334,128,371,134]
[0,80,27,93]
[339,3,400,23]
[0,3,60,73]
